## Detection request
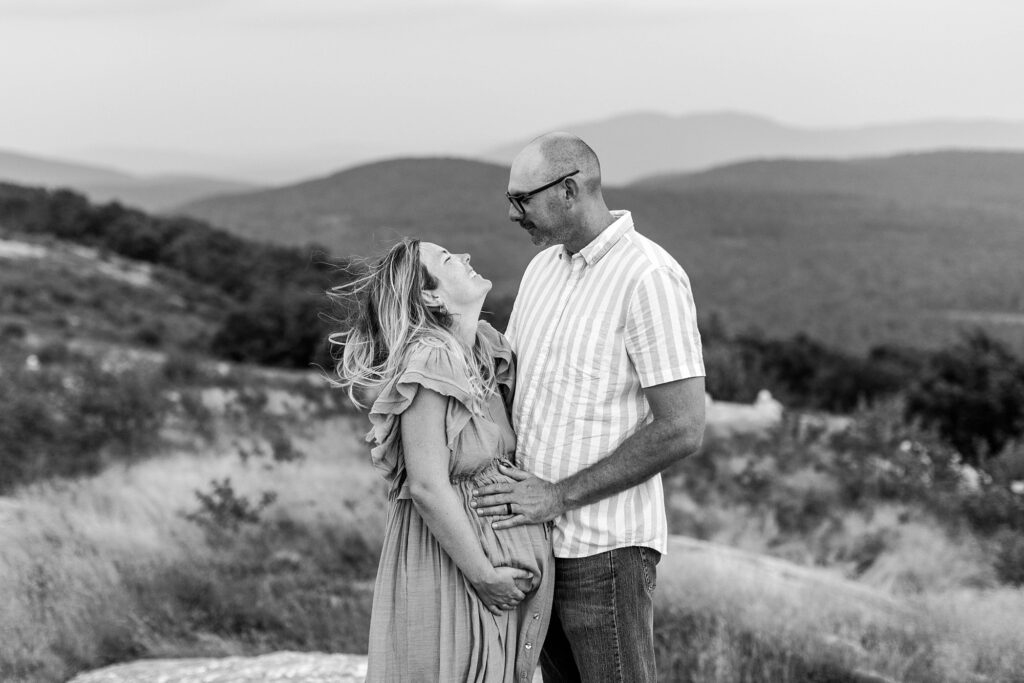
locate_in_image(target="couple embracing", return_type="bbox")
[331,133,706,682]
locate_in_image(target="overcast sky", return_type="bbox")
[2,0,1022,179]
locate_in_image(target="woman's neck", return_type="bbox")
[449,303,482,348]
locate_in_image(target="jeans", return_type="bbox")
[539,546,660,683]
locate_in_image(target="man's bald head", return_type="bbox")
[511,132,603,196]
[507,132,614,252]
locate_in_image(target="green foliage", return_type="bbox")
[993,530,1024,586]
[704,328,922,411]
[905,331,1024,464]
[827,400,964,506]
[960,488,1024,535]
[211,290,329,368]
[184,477,278,538]
[0,183,352,369]
[160,350,205,384]
[0,346,165,493]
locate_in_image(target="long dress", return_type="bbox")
[364,321,554,683]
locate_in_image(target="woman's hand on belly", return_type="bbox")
[470,566,536,615]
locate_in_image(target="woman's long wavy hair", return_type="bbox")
[327,238,499,410]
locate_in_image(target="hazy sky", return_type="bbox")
[2,0,1022,179]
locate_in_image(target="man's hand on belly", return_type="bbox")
[470,463,564,530]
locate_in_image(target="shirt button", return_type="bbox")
[533,613,539,620]
[525,643,532,650]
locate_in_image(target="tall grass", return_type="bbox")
[3,402,1023,682]
[0,417,384,683]
[655,537,1024,682]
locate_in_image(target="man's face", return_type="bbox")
[507,163,569,248]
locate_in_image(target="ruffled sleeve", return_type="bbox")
[365,340,477,497]
[477,320,516,405]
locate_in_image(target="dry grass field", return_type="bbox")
[2,384,1023,683]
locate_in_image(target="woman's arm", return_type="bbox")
[401,386,533,616]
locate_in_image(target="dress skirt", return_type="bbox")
[366,459,553,683]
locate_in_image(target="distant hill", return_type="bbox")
[178,158,527,290]
[482,112,1024,184]
[178,157,1024,353]
[0,149,133,186]
[0,149,260,211]
[633,150,1024,214]
[0,233,230,350]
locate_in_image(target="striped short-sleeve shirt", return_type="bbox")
[506,210,704,558]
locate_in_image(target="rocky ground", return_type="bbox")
[69,651,547,683]
[68,652,368,683]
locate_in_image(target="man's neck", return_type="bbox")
[563,209,617,255]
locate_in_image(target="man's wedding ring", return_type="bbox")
[506,503,512,515]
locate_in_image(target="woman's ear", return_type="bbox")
[421,289,444,310]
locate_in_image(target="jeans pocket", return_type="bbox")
[638,547,659,595]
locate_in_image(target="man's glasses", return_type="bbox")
[506,170,580,213]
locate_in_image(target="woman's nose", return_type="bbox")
[461,253,471,264]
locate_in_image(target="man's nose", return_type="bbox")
[508,203,523,222]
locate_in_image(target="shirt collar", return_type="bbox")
[560,210,634,266]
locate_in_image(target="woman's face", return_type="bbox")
[419,242,491,310]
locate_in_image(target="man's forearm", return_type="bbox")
[556,416,701,513]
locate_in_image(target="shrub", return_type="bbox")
[827,400,962,507]
[906,331,1024,465]
[184,477,278,540]
[211,291,330,368]
[993,530,1024,586]
[0,351,166,492]
[1,320,27,340]
[161,351,204,384]
[960,487,1024,534]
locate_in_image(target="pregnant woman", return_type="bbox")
[330,239,553,682]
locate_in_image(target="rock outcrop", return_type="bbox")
[68,651,368,683]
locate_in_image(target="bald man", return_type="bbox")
[472,133,706,682]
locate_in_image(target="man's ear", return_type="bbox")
[563,177,579,202]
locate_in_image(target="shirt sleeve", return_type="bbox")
[624,265,705,388]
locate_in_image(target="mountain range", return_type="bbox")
[0,149,260,211]
[484,112,1024,184]
[178,151,1024,353]
[633,150,1024,215]
[8,111,1024,193]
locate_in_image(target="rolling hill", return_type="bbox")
[632,150,1024,215]
[178,156,1024,353]
[0,149,259,211]
[482,112,1024,184]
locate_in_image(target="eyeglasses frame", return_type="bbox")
[506,169,581,213]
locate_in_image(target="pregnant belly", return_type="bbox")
[451,459,553,583]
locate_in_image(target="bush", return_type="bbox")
[1,321,26,340]
[184,477,277,540]
[994,530,1024,586]
[211,291,330,368]
[828,399,963,506]
[906,331,1024,465]
[0,349,166,492]
[161,351,204,384]
[960,487,1024,534]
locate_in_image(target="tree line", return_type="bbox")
[2,182,1022,468]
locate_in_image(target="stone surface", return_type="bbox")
[68,652,368,683]
[69,651,545,683]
